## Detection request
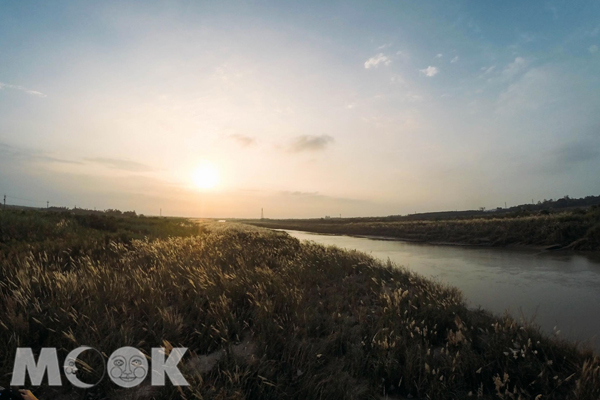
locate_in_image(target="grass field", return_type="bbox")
[1,210,600,399]
[243,207,600,251]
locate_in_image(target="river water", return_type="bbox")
[281,229,600,351]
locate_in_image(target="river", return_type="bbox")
[280,229,600,351]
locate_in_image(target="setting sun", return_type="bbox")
[191,162,219,190]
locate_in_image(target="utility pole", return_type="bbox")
[160,208,162,217]
[47,201,49,209]
[505,202,507,209]
[3,194,5,210]
[261,208,264,220]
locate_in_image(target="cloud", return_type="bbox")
[228,134,256,147]
[496,67,555,115]
[538,140,600,174]
[280,190,320,197]
[517,32,539,44]
[395,51,410,61]
[419,66,439,77]
[85,157,153,172]
[553,141,599,166]
[364,53,391,69]
[0,142,79,165]
[480,65,496,76]
[545,4,558,20]
[434,53,443,58]
[501,57,527,79]
[277,190,370,208]
[288,135,334,153]
[590,45,599,54]
[0,82,46,97]
[451,56,459,63]
[404,92,424,102]
[390,74,405,84]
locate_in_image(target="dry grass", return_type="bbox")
[0,210,599,399]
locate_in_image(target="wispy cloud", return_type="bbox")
[590,45,599,54]
[0,82,46,97]
[502,57,528,79]
[390,74,405,85]
[289,135,334,153]
[451,56,459,63]
[228,134,256,147]
[395,51,410,61]
[404,92,424,102]
[86,157,153,172]
[539,140,600,174]
[434,53,443,59]
[545,4,558,20]
[280,190,320,197]
[554,141,599,166]
[517,32,539,45]
[496,67,553,115]
[364,53,391,69]
[0,142,79,164]
[419,66,439,77]
[277,190,370,207]
[479,65,496,77]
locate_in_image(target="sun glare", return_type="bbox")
[192,162,219,190]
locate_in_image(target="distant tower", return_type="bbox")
[261,208,264,220]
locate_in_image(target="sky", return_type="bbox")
[1,0,599,218]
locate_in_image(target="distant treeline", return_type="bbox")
[250,194,600,225]
[47,206,139,217]
[396,195,600,221]
[3,203,140,217]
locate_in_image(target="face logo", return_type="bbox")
[108,347,148,388]
[64,360,78,375]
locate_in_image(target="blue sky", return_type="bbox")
[1,1,599,217]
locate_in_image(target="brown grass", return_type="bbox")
[0,210,599,399]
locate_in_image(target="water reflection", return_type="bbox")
[281,229,600,351]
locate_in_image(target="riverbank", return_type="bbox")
[243,207,600,251]
[311,232,557,252]
[1,210,600,399]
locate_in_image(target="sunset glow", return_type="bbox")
[191,162,219,190]
[1,2,599,218]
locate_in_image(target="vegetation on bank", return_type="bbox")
[244,206,600,251]
[1,210,600,399]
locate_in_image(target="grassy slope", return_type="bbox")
[243,207,600,251]
[1,210,599,399]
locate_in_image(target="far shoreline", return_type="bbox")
[241,210,600,253]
